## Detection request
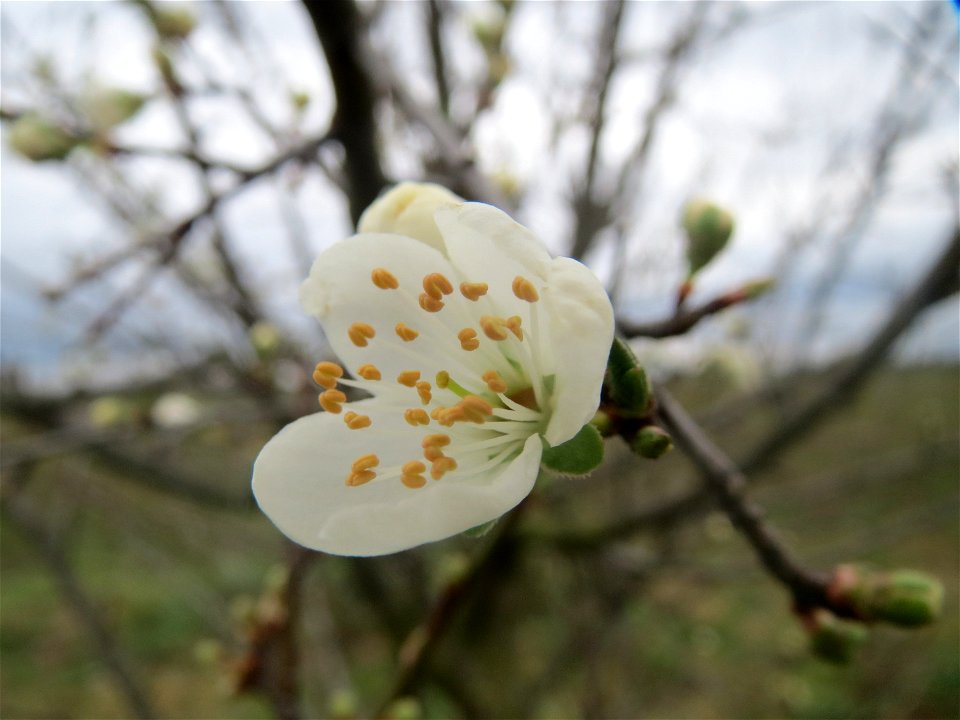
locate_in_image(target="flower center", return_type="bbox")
[318,267,549,490]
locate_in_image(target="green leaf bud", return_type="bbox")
[682,199,735,275]
[808,610,868,665]
[631,425,673,459]
[741,277,776,300]
[606,337,652,415]
[9,114,78,162]
[541,423,604,476]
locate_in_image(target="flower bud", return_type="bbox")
[84,88,146,132]
[867,570,943,627]
[808,610,868,665]
[357,182,462,252]
[606,338,652,415]
[249,321,280,358]
[829,564,943,627]
[154,6,196,40]
[741,277,775,300]
[9,114,78,162]
[632,426,673,459]
[681,199,734,275]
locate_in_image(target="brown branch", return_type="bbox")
[655,386,839,614]
[619,282,767,339]
[426,0,451,118]
[301,0,387,225]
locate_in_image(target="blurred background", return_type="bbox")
[1,1,957,718]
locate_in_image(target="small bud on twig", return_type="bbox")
[682,199,735,276]
[631,425,674,459]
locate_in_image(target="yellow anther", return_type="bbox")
[371,267,399,290]
[512,276,540,302]
[401,472,427,489]
[402,460,426,475]
[395,323,419,342]
[436,371,450,388]
[423,272,454,299]
[460,395,493,423]
[351,454,380,472]
[435,407,464,427]
[312,361,344,389]
[416,381,432,405]
[404,408,430,426]
[357,364,382,381]
[397,370,421,387]
[458,328,480,351]
[319,389,347,414]
[479,316,508,341]
[431,456,458,480]
[430,406,446,421]
[346,469,376,487]
[505,315,523,341]
[422,433,452,448]
[348,322,376,347]
[418,293,444,313]
[423,446,446,462]
[482,370,508,394]
[343,411,372,429]
[460,281,488,301]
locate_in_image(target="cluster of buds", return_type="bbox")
[828,564,943,627]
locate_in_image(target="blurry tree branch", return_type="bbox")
[373,503,527,717]
[302,0,387,225]
[426,0,451,118]
[573,226,959,545]
[1,477,157,719]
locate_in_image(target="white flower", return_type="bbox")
[253,183,614,556]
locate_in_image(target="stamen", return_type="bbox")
[397,370,421,387]
[505,316,523,341]
[460,395,494,422]
[371,268,399,290]
[482,370,508,393]
[435,371,450,389]
[351,454,380,472]
[357,364,382,380]
[395,323,419,342]
[401,463,427,489]
[416,381,432,405]
[346,469,376,486]
[458,328,480,351]
[479,316,508,341]
[422,433,452,448]
[348,322,376,347]
[513,276,540,303]
[423,446,446,462]
[343,411,372,429]
[319,389,347,414]
[430,457,458,480]
[404,408,430,426]
[419,293,445,313]
[460,282,488,301]
[312,361,344,389]
[423,272,454,299]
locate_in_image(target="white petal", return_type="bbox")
[541,257,614,446]
[253,402,542,556]
[435,203,552,319]
[299,232,486,384]
[357,182,462,254]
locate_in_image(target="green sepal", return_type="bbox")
[463,518,499,538]
[540,423,604,476]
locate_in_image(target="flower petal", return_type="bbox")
[541,257,614,446]
[253,401,542,556]
[299,233,484,384]
[357,182,462,253]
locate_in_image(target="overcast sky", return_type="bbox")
[2,1,957,390]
